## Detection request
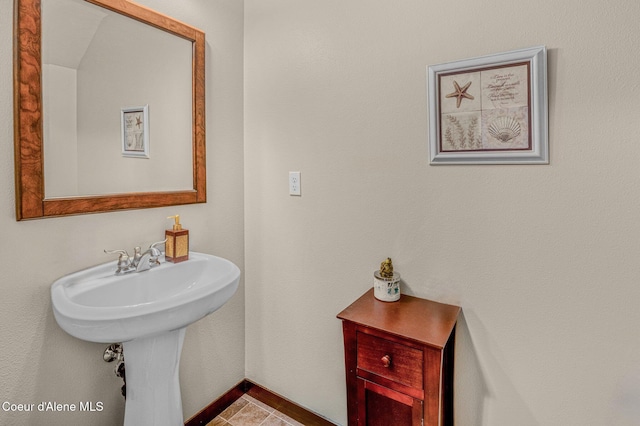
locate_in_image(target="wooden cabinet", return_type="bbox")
[337,289,460,426]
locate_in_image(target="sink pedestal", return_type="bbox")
[122,328,186,426]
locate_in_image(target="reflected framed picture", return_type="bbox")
[121,105,149,158]
[428,46,548,164]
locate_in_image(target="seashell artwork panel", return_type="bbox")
[481,107,529,149]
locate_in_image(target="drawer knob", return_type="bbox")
[381,354,391,368]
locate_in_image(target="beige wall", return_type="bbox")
[245,0,640,425]
[0,0,244,424]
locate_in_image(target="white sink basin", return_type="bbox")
[51,251,240,426]
[52,251,240,343]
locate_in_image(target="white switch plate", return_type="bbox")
[289,171,301,196]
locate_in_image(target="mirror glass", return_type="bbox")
[42,0,193,197]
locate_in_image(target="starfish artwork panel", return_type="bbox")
[440,72,481,114]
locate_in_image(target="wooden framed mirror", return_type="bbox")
[14,0,206,220]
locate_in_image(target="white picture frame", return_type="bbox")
[121,105,150,158]
[428,46,548,164]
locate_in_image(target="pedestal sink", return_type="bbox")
[51,252,241,426]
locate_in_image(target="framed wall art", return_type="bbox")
[121,105,150,158]
[428,46,548,164]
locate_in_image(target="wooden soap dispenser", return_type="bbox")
[165,215,189,263]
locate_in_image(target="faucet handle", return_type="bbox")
[104,249,129,258]
[104,249,131,273]
[147,240,167,265]
[149,239,167,251]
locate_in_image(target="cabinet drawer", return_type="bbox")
[356,332,423,390]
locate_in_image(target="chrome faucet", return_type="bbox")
[105,240,166,274]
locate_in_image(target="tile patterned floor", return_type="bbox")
[207,394,305,426]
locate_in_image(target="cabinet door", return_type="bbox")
[357,378,422,426]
